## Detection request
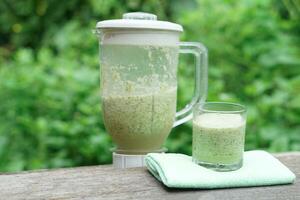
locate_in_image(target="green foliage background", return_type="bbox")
[0,0,299,172]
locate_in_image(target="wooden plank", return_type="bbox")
[0,153,299,200]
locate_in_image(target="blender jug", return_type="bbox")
[96,12,207,168]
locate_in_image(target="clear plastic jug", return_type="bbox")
[96,12,207,156]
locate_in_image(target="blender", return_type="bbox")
[95,12,208,168]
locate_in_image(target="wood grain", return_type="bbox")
[0,153,299,200]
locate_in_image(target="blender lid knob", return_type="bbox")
[122,12,157,20]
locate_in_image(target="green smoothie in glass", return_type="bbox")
[192,102,246,171]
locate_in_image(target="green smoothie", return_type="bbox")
[193,113,246,165]
[102,87,177,154]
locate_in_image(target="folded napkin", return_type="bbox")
[145,150,296,189]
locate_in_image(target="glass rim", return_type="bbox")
[196,102,246,114]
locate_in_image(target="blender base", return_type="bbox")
[113,152,146,168]
[112,148,167,168]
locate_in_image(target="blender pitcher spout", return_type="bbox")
[92,28,102,39]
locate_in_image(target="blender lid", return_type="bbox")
[96,12,183,32]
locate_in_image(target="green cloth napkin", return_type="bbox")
[145,150,296,189]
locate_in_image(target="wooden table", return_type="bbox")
[0,152,299,200]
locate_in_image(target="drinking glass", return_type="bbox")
[192,102,247,171]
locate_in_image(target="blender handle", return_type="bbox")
[173,42,208,127]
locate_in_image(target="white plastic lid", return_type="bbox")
[96,12,183,32]
[113,152,146,168]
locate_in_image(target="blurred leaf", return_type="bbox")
[269,136,289,152]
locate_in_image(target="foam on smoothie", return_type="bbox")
[195,113,245,128]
